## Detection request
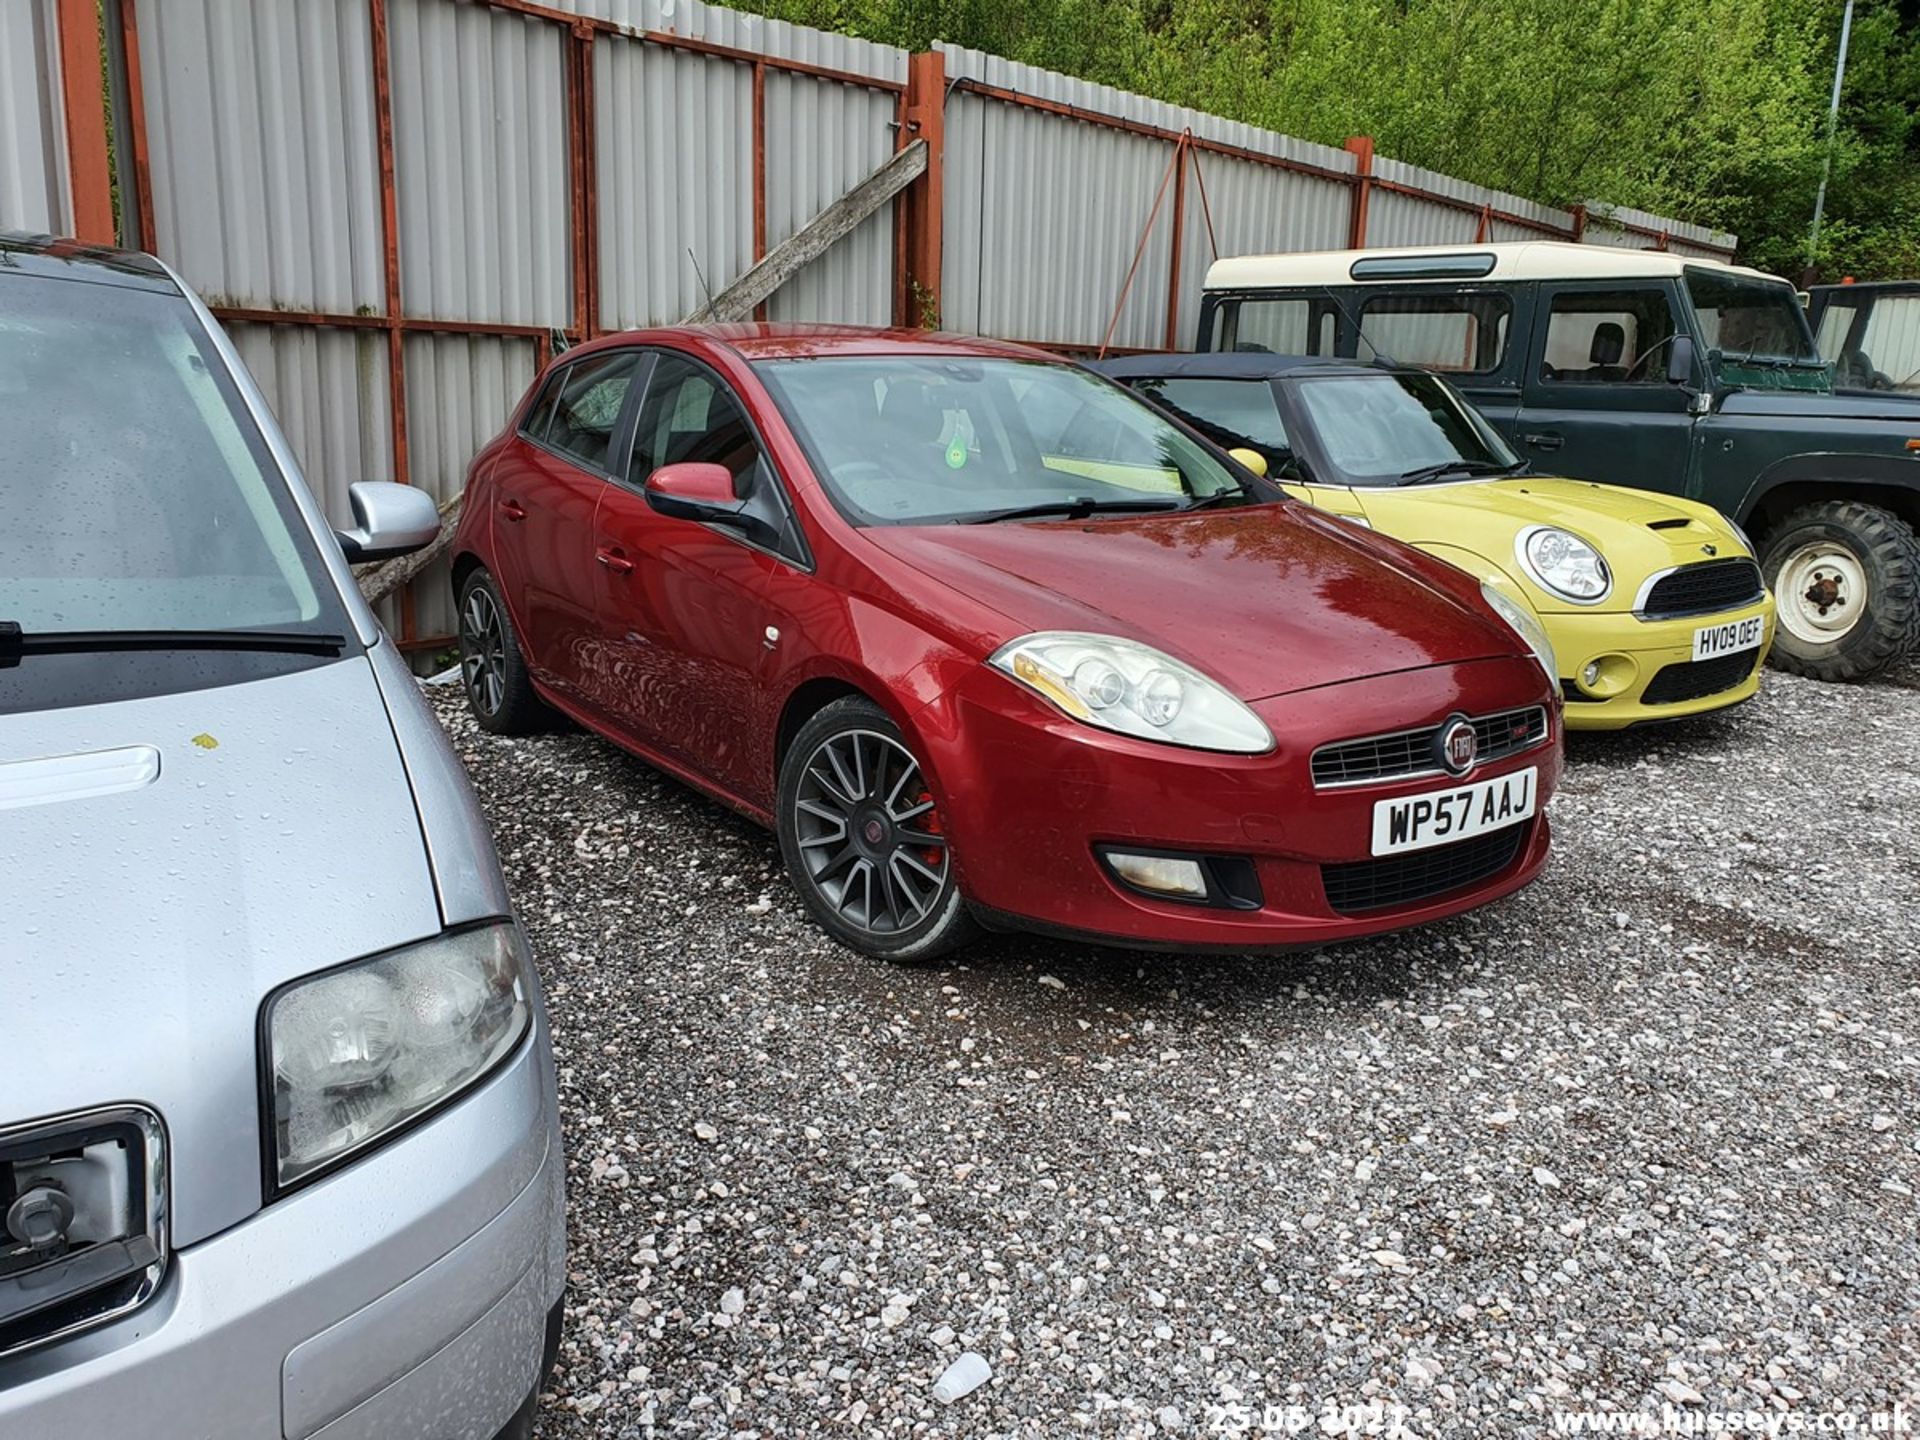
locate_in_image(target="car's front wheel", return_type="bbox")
[776,697,978,961]
[1759,501,1920,682]
[457,568,551,734]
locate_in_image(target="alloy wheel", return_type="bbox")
[460,585,508,716]
[791,729,950,935]
[1775,541,1866,646]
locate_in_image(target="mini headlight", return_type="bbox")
[1480,582,1559,681]
[1517,525,1611,603]
[990,632,1273,754]
[264,923,531,1189]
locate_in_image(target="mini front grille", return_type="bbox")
[1640,649,1763,706]
[1639,557,1764,619]
[0,1106,167,1360]
[1322,822,1529,914]
[1310,706,1548,787]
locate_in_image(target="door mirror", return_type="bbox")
[1666,334,1696,385]
[333,480,440,562]
[1227,447,1269,478]
[643,462,747,525]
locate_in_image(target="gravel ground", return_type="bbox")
[426,661,1920,1439]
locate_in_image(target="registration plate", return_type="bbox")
[1692,614,1766,661]
[1371,767,1536,857]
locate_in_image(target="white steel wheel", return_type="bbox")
[1774,541,1868,647]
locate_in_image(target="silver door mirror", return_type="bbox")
[334,481,440,563]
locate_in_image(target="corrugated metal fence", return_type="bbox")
[4,0,1736,654]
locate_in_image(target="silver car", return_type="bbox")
[0,234,565,1439]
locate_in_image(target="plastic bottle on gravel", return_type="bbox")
[932,1352,991,1404]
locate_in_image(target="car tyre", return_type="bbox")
[777,697,979,962]
[1759,501,1920,682]
[458,568,552,734]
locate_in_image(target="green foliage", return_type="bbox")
[734,0,1920,281]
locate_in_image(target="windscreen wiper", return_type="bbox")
[0,622,347,658]
[963,497,1187,525]
[1395,460,1523,487]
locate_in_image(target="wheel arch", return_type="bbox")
[771,665,955,810]
[1737,458,1920,538]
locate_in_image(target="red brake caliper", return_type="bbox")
[917,790,944,868]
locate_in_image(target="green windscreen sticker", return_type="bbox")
[945,434,969,469]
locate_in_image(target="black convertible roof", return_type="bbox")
[1086,350,1397,381]
[0,231,180,294]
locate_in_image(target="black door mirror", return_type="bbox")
[1666,334,1696,385]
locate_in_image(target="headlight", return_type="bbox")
[1480,582,1559,681]
[989,632,1273,754]
[1516,525,1611,603]
[264,923,532,1189]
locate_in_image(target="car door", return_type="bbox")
[1515,280,1697,497]
[488,349,644,704]
[592,349,803,800]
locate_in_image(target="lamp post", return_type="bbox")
[1806,0,1855,276]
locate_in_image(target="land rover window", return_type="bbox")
[1210,298,1330,356]
[1684,268,1822,384]
[1356,293,1510,374]
[1539,288,1677,384]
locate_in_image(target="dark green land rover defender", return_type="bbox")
[1197,243,1920,682]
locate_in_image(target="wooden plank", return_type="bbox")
[683,140,927,324]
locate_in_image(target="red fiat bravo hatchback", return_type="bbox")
[451,326,1562,960]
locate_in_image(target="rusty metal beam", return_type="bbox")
[953,77,1353,186]
[1345,136,1374,249]
[115,0,157,249]
[1163,136,1188,351]
[56,0,116,244]
[902,50,945,328]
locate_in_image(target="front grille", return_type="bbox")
[1640,649,1763,706]
[1322,823,1528,914]
[1639,557,1764,619]
[0,1106,167,1359]
[1310,706,1548,787]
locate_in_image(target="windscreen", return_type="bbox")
[1292,371,1521,486]
[753,356,1251,525]
[0,272,342,636]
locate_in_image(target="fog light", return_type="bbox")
[1106,852,1207,899]
[1575,653,1637,698]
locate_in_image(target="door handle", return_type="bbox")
[595,547,634,575]
[1522,432,1564,452]
[499,498,527,521]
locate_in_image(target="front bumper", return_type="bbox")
[1545,595,1776,729]
[917,656,1562,951]
[0,1027,567,1440]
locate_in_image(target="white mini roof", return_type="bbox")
[1203,241,1783,291]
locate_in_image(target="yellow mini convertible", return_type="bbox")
[1092,353,1775,729]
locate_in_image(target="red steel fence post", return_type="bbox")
[902,51,945,328]
[55,0,116,244]
[1345,135,1375,250]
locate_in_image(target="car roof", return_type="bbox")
[1089,351,1394,382]
[0,231,181,294]
[1204,240,1783,291]
[570,323,1061,364]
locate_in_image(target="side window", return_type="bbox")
[1539,288,1677,384]
[1357,293,1511,373]
[1217,298,1312,355]
[629,353,764,496]
[542,351,642,471]
[1135,377,1291,467]
[519,368,565,443]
